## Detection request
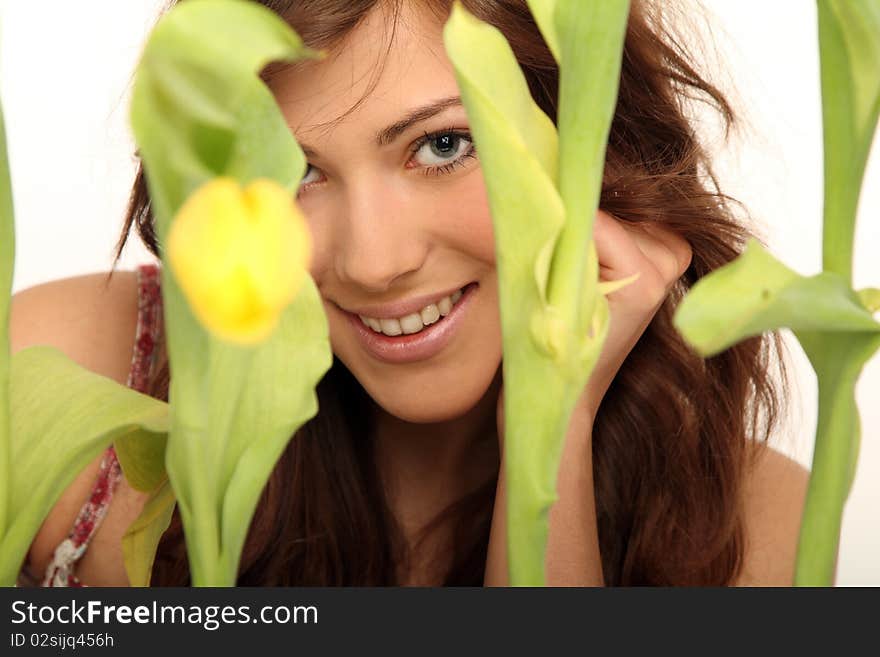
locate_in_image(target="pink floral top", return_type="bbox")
[18,263,163,587]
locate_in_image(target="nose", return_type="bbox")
[332,182,429,293]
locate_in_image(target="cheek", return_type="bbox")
[300,202,332,287]
[303,173,497,285]
[435,172,496,265]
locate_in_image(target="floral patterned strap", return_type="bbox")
[40,263,163,587]
[40,448,124,587]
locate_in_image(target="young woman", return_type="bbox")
[12,0,809,586]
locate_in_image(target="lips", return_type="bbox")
[342,282,479,364]
[343,283,468,319]
[357,287,465,336]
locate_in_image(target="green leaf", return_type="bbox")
[674,238,880,586]
[131,0,320,231]
[445,2,620,584]
[817,0,880,280]
[525,0,561,63]
[217,279,329,574]
[783,0,880,587]
[669,1,880,589]
[131,0,331,584]
[160,277,330,586]
[502,293,609,584]
[444,2,563,308]
[122,478,176,587]
[0,87,15,538]
[549,0,629,332]
[444,4,559,184]
[673,240,880,357]
[0,347,169,585]
[115,427,168,493]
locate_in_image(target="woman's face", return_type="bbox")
[270,3,502,424]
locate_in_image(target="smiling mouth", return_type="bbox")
[341,282,478,364]
[355,283,475,337]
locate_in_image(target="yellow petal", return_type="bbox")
[167,177,312,345]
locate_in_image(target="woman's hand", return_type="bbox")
[495,210,693,442]
[485,210,692,585]
[581,209,693,414]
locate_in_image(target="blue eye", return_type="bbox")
[414,133,470,165]
[297,130,476,194]
[411,131,476,174]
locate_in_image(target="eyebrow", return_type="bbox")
[298,95,464,157]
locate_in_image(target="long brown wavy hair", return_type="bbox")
[113,0,786,585]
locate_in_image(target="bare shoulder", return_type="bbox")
[10,270,141,383]
[10,270,143,585]
[735,442,811,586]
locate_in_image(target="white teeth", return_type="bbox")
[420,303,440,325]
[360,286,468,336]
[399,313,423,335]
[379,318,402,336]
[437,296,452,316]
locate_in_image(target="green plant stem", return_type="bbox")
[168,423,227,586]
[503,354,581,584]
[794,331,880,585]
[816,0,880,283]
[820,161,862,283]
[795,365,856,584]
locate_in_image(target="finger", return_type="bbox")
[594,211,691,287]
[629,223,693,286]
[593,210,646,279]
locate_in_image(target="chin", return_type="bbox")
[346,357,502,424]
[325,275,504,424]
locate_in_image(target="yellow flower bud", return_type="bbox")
[167,177,311,345]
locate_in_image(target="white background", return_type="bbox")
[1,0,878,584]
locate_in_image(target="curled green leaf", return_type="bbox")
[674,239,880,357]
[444,2,563,303]
[674,2,880,588]
[122,479,176,587]
[0,347,169,586]
[131,0,331,585]
[131,0,320,230]
[115,430,168,493]
[445,1,624,584]
[549,0,629,333]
